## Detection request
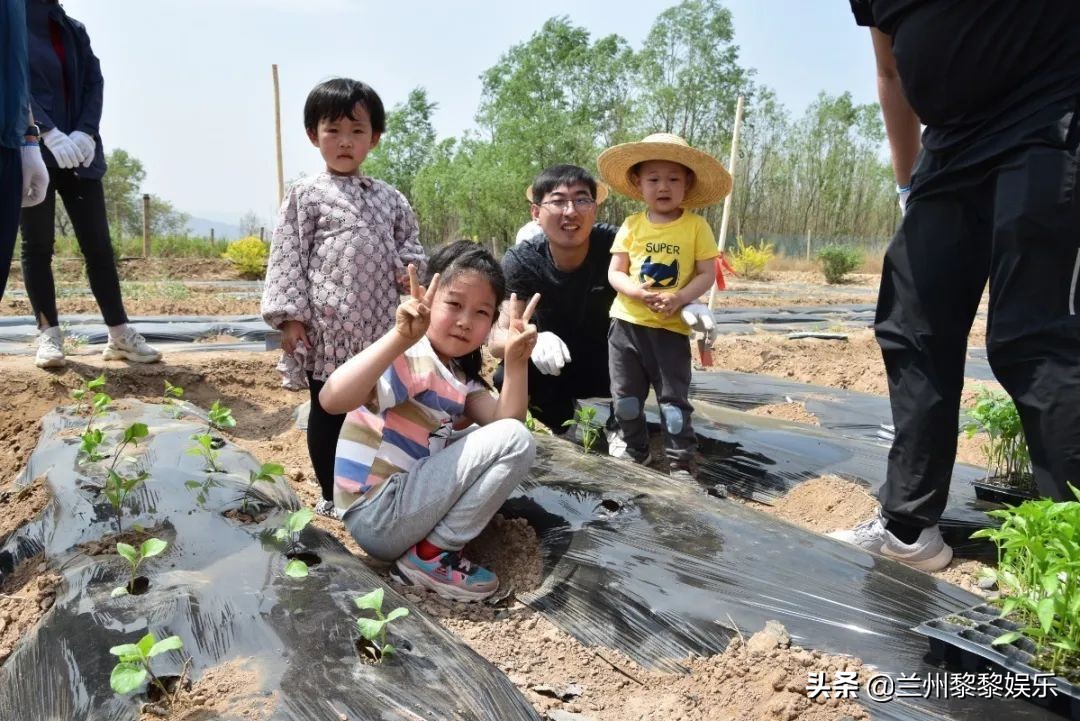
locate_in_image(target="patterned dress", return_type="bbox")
[261,171,426,389]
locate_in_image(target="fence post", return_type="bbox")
[210,228,215,246]
[260,226,265,242]
[142,194,151,258]
[805,227,812,261]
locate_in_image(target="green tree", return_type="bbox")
[100,149,146,240]
[365,87,438,201]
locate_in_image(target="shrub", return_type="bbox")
[222,236,269,279]
[817,245,862,284]
[730,237,774,280]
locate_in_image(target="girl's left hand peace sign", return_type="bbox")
[504,292,540,365]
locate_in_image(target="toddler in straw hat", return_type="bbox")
[597,133,731,478]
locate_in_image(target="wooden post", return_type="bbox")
[805,227,812,261]
[708,95,745,311]
[491,236,497,258]
[209,228,215,246]
[273,64,285,206]
[141,193,151,258]
[260,226,265,242]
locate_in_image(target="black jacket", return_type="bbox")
[26,0,106,179]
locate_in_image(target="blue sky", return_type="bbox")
[60,0,877,228]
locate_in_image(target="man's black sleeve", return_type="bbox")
[849,0,875,27]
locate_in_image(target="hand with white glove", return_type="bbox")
[41,128,83,169]
[898,184,911,215]
[531,331,571,376]
[680,303,716,342]
[21,143,49,207]
[68,130,96,167]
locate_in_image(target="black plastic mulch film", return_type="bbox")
[0,402,538,721]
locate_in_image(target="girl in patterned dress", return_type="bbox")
[261,78,426,518]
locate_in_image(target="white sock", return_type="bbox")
[108,324,129,339]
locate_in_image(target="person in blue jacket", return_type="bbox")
[1,0,49,301]
[20,0,160,368]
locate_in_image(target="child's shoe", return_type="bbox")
[393,545,499,602]
[102,326,161,363]
[35,326,66,368]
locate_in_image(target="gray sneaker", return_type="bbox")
[828,514,953,572]
[35,327,66,368]
[102,326,161,363]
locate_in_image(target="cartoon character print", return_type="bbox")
[639,256,680,288]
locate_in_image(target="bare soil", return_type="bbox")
[747,401,820,426]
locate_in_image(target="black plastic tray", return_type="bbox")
[916,603,1080,719]
[972,479,1037,505]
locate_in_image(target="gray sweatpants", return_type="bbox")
[343,419,536,562]
[608,318,695,467]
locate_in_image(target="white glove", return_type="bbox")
[41,128,82,169]
[21,143,49,207]
[69,130,96,167]
[531,331,571,376]
[680,303,716,342]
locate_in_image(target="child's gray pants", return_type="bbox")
[343,418,536,561]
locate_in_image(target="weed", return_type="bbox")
[562,405,603,453]
[971,485,1080,678]
[730,236,774,280]
[222,236,269,279]
[354,588,409,661]
[962,387,1032,489]
[109,632,184,703]
[817,245,862,284]
[112,538,167,597]
[242,462,284,516]
[275,508,315,577]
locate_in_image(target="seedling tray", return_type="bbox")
[916,603,1080,719]
[971,479,1037,505]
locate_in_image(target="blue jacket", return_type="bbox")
[0,0,29,149]
[26,0,106,179]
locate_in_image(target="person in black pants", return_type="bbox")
[492,165,620,437]
[20,0,159,369]
[831,1,1080,572]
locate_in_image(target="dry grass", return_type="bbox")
[766,251,884,276]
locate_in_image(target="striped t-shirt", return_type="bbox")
[333,336,487,511]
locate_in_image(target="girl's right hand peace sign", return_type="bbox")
[395,264,441,343]
[503,292,541,365]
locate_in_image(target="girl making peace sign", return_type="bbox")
[320,240,540,601]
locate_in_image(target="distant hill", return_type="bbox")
[185,216,244,240]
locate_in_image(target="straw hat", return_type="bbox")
[598,133,732,209]
[525,181,609,205]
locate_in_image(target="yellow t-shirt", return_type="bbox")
[609,211,719,335]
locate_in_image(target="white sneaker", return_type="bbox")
[35,327,66,368]
[606,428,627,458]
[828,514,953,572]
[102,326,161,363]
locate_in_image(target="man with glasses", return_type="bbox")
[491,164,619,435]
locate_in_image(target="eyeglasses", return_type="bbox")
[537,197,596,212]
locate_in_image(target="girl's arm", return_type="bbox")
[319,328,412,414]
[261,186,312,331]
[320,265,440,415]
[467,293,539,424]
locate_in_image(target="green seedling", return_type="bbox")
[70,373,106,415]
[962,387,1033,490]
[354,588,409,661]
[186,432,222,473]
[241,462,284,516]
[80,427,106,463]
[184,475,224,508]
[112,538,167,597]
[275,508,314,577]
[163,380,184,401]
[562,405,603,453]
[109,632,184,704]
[102,422,150,532]
[208,400,236,432]
[971,483,1080,678]
[525,408,551,436]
